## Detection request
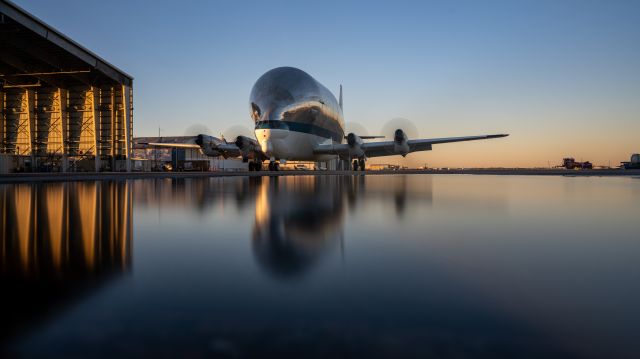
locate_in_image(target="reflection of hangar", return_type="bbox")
[0,0,133,173]
[0,181,132,344]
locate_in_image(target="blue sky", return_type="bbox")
[14,0,640,167]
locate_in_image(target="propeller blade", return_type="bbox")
[184,123,212,136]
[381,118,419,139]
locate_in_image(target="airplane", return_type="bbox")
[135,67,508,171]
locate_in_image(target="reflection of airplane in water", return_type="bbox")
[342,175,433,216]
[251,177,345,278]
[249,175,433,277]
[129,175,432,278]
[137,67,508,171]
[0,182,132,345]
[131,176,433,279]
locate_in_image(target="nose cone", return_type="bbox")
[260,138,273,156]
[256,126,288,159]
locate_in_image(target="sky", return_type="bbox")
[14,0,640,167]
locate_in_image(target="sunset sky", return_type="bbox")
[16,0,640,167]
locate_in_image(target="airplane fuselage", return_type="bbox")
[250,67,345,162]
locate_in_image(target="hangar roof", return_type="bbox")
[0,0,133,89]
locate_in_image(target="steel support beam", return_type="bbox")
[0,86,4,153]
[122,85,132,172]
[18,89,34,158]
[59,89,68,172]
[37,88,68,172]
[67,86,98,171]
[110,87,115,170]
[5,89,27,155]
[91,87,100,172]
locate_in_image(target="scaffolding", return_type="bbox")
[0,86,132,172]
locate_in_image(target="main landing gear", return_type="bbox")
[248,161,281,171]
[352,158,366,171]
[268,161,280,171]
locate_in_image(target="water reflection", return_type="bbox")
[252,177,345,278]
[130,176,424,278]
[132,177,261,214]
[6,176,638,358]
[0,181,132,343]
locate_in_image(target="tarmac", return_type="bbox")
[1,168,640,183]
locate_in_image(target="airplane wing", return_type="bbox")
[213,143,243,158]
[134,135,245,158]
[313,134,508,158]
[134,136,201,149]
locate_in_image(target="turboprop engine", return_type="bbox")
[393,129,410,157]
[195,134,222,157]
[346,132,365,158]
[234,135,261,162]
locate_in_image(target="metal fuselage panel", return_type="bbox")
[249,67,345,161]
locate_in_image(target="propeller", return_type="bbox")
[380,118,417,157]
[345,122,369,137]
[381,117,419,139]
[222,125,253,143]
[184,123,213,136]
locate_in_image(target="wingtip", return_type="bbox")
[488,134,509,138]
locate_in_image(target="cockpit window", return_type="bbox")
[255,121,289,130]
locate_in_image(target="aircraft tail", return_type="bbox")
[339,85,343,110]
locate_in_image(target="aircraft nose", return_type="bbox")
[260,138,272,156]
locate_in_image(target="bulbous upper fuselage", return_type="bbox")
[249,67,345,160]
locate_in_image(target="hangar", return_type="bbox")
[0,0,133,172]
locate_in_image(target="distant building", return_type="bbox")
[368,164,400,171]
[211,158,248,171]
[621,154,640,169]
[278,161,315,170]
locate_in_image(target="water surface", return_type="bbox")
[1,175,639,358]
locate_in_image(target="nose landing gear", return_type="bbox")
[352,158,366,171]
[248,162,262,171]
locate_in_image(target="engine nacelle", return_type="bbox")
[346,132,365,157]
[393,129,409,157]
[195,134,222,157]
[235,135,261,160]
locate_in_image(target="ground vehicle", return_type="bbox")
[559,158,592,169]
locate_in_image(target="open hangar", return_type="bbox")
[0,0,133,173]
